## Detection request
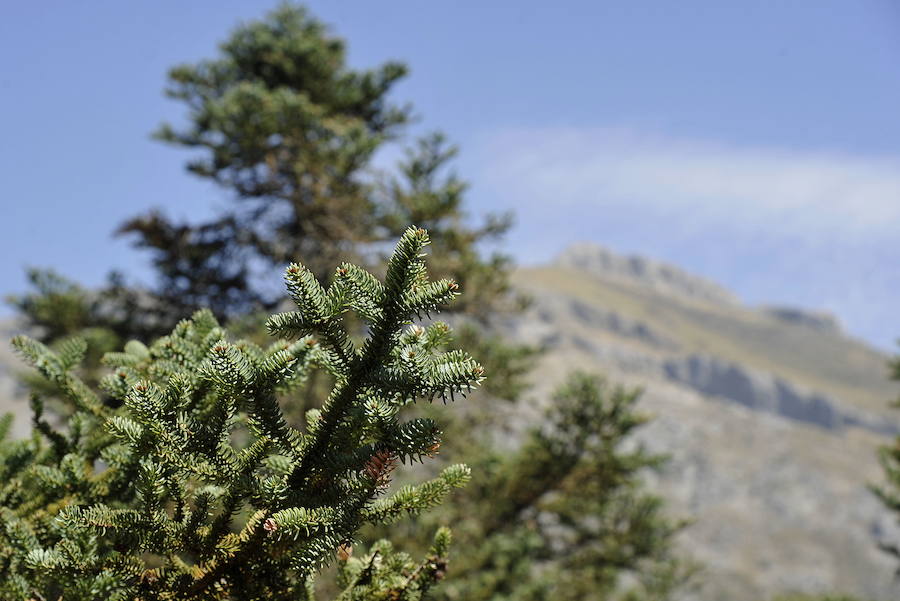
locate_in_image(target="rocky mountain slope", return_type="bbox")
[506,243,900,601]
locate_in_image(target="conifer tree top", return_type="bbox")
[1,227,481,601]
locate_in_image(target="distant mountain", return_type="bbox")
[506,242,900,601]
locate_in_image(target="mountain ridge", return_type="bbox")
[506,242,899,601]
[555,241,851,338]
[555,241,740,307]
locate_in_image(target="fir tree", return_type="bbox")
[145,2,407,282]
[10,1,526,414]
[115,3,514,332]
[0,228,481,600]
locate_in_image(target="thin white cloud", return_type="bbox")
[478,127,900,236]
[467,127,900,349]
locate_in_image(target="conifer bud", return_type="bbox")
[365,449,398,490]
[263,517,279,535]
[337,543,353,561]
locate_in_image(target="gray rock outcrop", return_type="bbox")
[662,354,897,435]
[555,242,739,306]
[763,306,843,335]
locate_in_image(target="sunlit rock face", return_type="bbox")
[509,243,900,601]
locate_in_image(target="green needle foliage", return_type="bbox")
[6,269,166,404]
[0,228,482,601]
[375,132,518,320]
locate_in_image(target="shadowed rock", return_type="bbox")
[663,354,897,435]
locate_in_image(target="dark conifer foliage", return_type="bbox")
[116,214,257,321]
[115,3,513,332]
[135,3,407,286]
[0,229,481,600]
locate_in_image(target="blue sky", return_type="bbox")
[2,1,899,348]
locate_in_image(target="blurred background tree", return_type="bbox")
[377,373,693,601]
[122,2,517,331]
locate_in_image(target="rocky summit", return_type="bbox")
[506,243,900,601]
